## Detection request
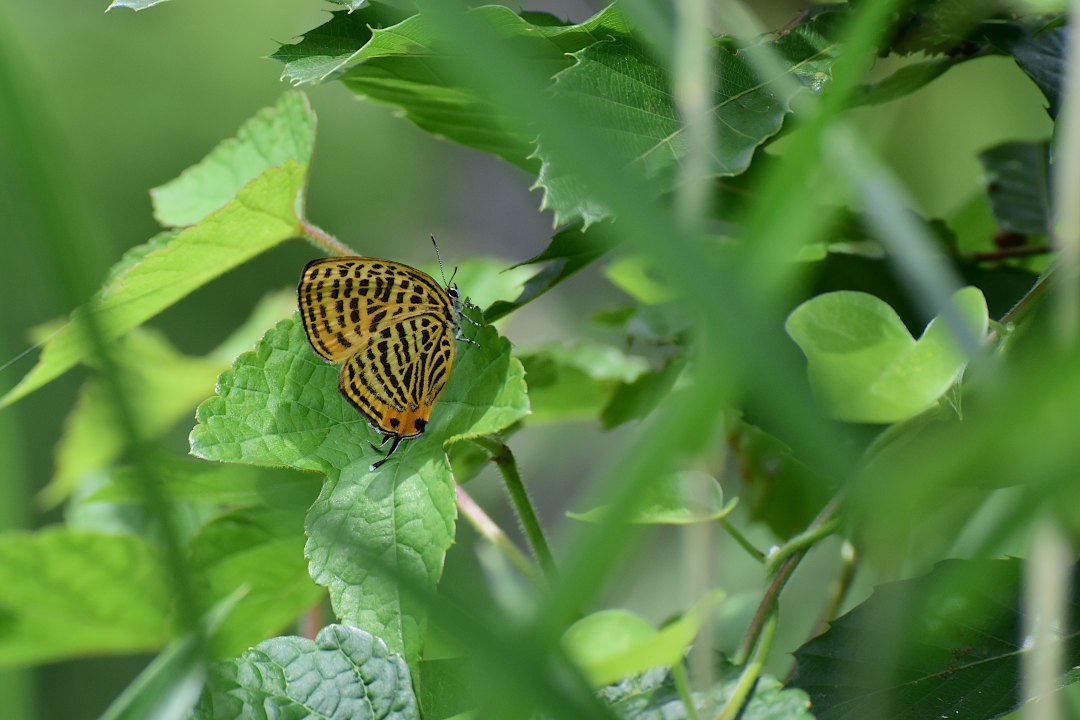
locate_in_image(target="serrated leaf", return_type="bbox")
[484,224,618,323]
[274,4,630,167]
[0,529,171,666]
[979,140,1052,235]
[563,590,724,687]
[1007,25,1067,118]
[535,10,843,225]
[151,90,314,227]
[789,558,1080,720]
[785,287,988,423]
[568,471,735,525]
[191,624,419,720]
[190,298,528,673]
[0,162,306,410]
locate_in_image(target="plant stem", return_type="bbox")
[472,435,558,583]
[733,496,841,665]
[455,482,542,586]
[301,219,357,256]
[764,515,841,574]
[717,612,778,720]
[720,517,765,563]
[672,660,702,720]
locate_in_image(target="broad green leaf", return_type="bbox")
[151,91,315,227]
[273,4,630,168]
[43,328,222,508]
[484,224,618,323]
[978,140,1052,235]
[417,658,479,720]
[562,590,723,687]
[785,288,988,423]
[188,505,324,657]
[0,528,171,666]
[0,162,306,410]
[568,471,735,525]
[789,558,1080,720]
[603,255,676,305]
[852,55,968,106]
[517,341,648,422]
[535,10,843,225]
[190,298,528,673]
[191,624,418,720]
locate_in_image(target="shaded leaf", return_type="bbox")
[601,355,685,429]
[569,471,735,525]
[535,10,843,224]
[979,140,1052,235]
[517,341,648,422]
[790,558,1080,720]
[484,224,618,322]
[1007,24,1067,118]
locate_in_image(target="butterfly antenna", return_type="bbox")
[430,234,449,285]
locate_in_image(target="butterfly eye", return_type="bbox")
[447,286,460,299]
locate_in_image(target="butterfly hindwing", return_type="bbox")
[338,312,456,440]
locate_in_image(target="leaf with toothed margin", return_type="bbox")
[189,281,528,679]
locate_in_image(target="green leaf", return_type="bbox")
[189,306,528,673]
[188,504,324,657]
[484,224,618,323]
[789,558,1080,720]
[0,529,171,666]
[150,91,315,227]
[601,355,686,429]
[785,287,988,423]
[600,672,812,720]
[568,471,735,525]
[42,328,223,508]
[517,341,648,422]
[1,162,306,410]
[562,590,723,687]
[978,140,1052,235]
[274,4,630,168]
[535,10,843,225]
[1007,25,1067,118]
[191,624,419,720]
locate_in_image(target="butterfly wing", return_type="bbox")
[298,257,453,362]
[338,312,457,440]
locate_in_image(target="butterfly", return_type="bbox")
[297,241,478,470]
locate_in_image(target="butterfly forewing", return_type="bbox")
[298,257,456,362]
[297,255,467,468]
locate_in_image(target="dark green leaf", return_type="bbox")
[979,140,1052,235]
[1007,25,1067,118]
[790,558,1080,720]
[601,355,685,429]
[535,9,843,224]
[484,224,618,322]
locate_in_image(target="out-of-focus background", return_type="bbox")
[0,1,1052,717]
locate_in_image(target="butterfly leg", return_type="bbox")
[370,433,404,471]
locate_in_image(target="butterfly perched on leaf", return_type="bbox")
[297,243,478,470]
